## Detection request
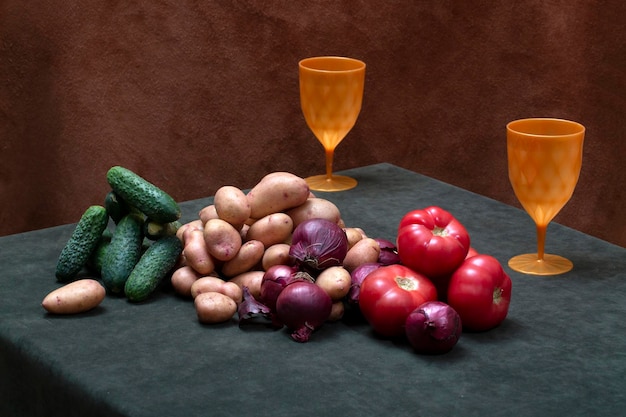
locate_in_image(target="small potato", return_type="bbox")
[203,218,242,262]
[245,213,293,248]
[198,204,219,225]
[191,276,243,303]
[228,270,264,300]
[344,227,364,249]
[246,172,310,219]
[286,198,342,227]
[315,266,352,301]
[194,291,237,324]
[42,279,105,314]
[343,238,381,272]
[183,228,216,275]
[220,240,265,278]
[328,300,346,322]
[262,243,292,271]
[176,219,204,242]
[170,266,202,298]
[214,185,251,228]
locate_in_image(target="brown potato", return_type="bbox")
[327,300,346,322]
[228,270,264,300]
[344,227,365,249]
[183,228,216,275]
[170,265,202,298]
[198,204,219,225]
[214,185,251,228]
[245,213,293,248]
[342,238,381,272]
[42,279,106,314]
[261,243,292,271]
[203,218,242,261]
[194,292,237,324]
[220,240,265,278]
[246,172,310,219]
[190,276,243,303]
[286,198,342,227]
[315,266,352,301]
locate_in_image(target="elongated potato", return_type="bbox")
[195,291,237,324]
[170,265,202,298]
[214,186,251,228]
[183,228,216,275]
[42,279,106,314]
[176,219,204,242]
[262,243,292,271]
[343,237,381,272]
[203,218,242,262]
[228,270,264,300]
[190,276,243,303]
[198,204,219,225]
[286,198,342,227]
[246,172,310,219]
[220,240,265,278]
[245,213,293,248]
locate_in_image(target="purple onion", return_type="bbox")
[237,286,272,324]
[275,281,332,343]
[289,218,349,273]
[405,301,462,354]
[347,262,382,305]
[259,264,302,312]
[374,238,401,265]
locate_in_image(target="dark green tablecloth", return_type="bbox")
[2,163,625,417]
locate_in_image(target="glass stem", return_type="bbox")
[325,148,334,181]
[536,223,547,261]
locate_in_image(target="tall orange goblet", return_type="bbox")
[299,56,366,192]
[507,118,585,275]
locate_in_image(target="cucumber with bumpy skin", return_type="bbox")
[101,212,144,294]
[125,236,183,302]
[106,166,181,223]
[55,205,109,282]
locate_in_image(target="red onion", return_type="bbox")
[405,301,462,354]
[259,264,302,312]
[275,281,332,343]
[347,262,382,305]
[289,218,349,273]
[238,286,272,325]
[374,238,401,265]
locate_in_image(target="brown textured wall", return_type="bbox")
[1,1,625,247]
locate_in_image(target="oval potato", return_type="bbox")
[286,198,342,227]
[203,218,242,261]
[220,240,265,278]
[228,270,264,300]
[190,276,243,303]
[343,237,381,272]
[246,172,310,219]
[198,204,219,225]
[315,266,352,301]
[170,265,202,298]
[194,291,237,324]
[183,228,216,275]
[214,185,251,228]
[261,243,292,271]
[42,279,106,314]
[176,219,204,242]
[344,227,365,249]
[245,213,293,248]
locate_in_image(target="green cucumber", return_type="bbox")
[101,213,144,294]
[124,236,183,302]
[104,190,130,224]
[56,205,109,282]
[106,166,181,223]
[87,233,112,274]
[143,219,181,241]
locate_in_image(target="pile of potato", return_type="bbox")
[171,172,382,324]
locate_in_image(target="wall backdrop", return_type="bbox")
[1,1,624,247]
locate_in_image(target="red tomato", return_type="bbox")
[396,206,470,278]
[358,265,437,337]
[447,254,512,331]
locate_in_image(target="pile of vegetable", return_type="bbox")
[45,166,513,355]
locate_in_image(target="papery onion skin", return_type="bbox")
[405,301,462,354]
[374,238,401,265]
[275,281,332,343]
[238,286,272,324]
[347,262,382,305]
[289,218,349,273]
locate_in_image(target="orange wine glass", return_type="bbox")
[507,118,585,275]
[299,56,366,192]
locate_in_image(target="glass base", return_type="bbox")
[305,174,357,192]
[508,253,573,276]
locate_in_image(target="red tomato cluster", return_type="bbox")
[358,206,512,346]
